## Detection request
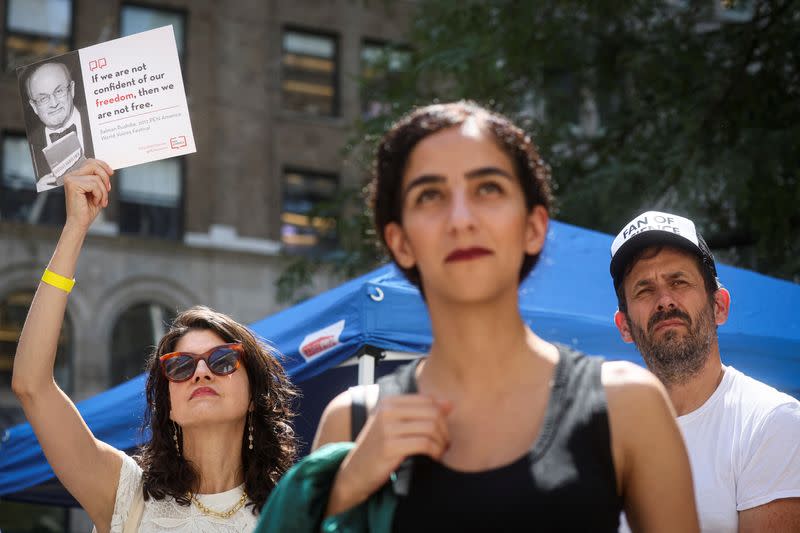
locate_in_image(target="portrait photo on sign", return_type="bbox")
[17,51,95,192]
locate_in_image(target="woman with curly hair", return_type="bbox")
[11,159,297,532]
[258,102,699,532]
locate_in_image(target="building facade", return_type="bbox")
[0,0,413,530]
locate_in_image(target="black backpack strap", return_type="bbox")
[375,359,422,497]
[348,360,420,442]
[348,386,368,442]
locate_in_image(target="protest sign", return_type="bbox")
[16,25,195,192]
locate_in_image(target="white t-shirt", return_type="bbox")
[621,365,800,533]
[102,454,258,532]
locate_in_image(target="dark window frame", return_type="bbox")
[281,166,340,256]
[0,128,29,178]
[116,156,186,241]
[2,0,76,72]
[281,25,340,117]
[0,287,74,394]
[0,129,67,226]
[117,2,190,84]
[361,37,412,64]
[108,300,176,387]
[359,38,412,118]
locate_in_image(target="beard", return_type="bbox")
[628,304,716,387]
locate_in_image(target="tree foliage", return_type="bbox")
[278,0,799,300]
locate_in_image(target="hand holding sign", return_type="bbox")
[63,159,113,233]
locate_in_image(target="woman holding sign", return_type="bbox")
[11,160,297,532]
[258,102,699,532]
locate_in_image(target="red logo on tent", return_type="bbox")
[300,335,337,359]
[299,320,345,361]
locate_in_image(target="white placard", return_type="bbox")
[17,26,195,192]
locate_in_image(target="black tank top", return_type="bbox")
[378,346,622,532]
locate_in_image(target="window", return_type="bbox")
[360,41,411,120]
[117,157,183,239]
[0,289,73,393]
[110,302,176,386]
[120,4,187,60]
[0,132,66,225]
[4,0,73,72]
[281,168,338,256]
[282,29,338,116]
[117,6,186,241]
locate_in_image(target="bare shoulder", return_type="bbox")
[312,384,379,451]
[600,360,686,501]
[601,360,661,387]
[601,360,676,421]
[602,360,667,397]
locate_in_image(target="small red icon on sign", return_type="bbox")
[170,136,187,149]
[89,58,107,71]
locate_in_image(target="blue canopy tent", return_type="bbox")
[2,220,799,505]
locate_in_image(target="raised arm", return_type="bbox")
[11,160,124,532]
[603,361,700,533]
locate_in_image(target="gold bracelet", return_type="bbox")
[41,268,75,294]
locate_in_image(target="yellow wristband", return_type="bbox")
[41,268,75,294]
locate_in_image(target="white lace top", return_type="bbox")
[106,454,258,532]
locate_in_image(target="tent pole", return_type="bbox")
[358,355,375,386]
[357,345,383,386]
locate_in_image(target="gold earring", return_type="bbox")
[172,421,181,456]
[248,412,254,451]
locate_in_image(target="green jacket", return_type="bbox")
[254,442,397,532]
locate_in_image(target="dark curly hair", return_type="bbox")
[135,306,298,514]
[370,101,553,287]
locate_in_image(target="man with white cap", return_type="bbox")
[610,211,800,532]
